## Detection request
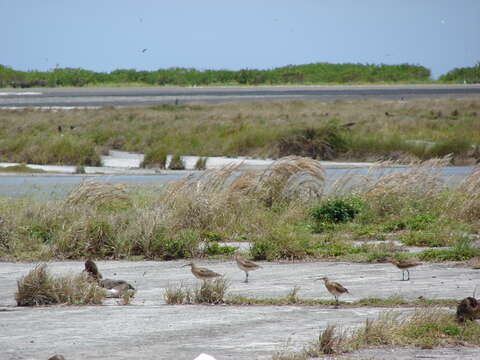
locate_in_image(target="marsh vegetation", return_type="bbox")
[0,98,479,166]
[0,156,479,264]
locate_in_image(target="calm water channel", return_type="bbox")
[0,166,474,200]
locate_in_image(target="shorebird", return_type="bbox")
[84,258,102,280]
[183,262,222,282]
[389,257,422,281]
[317,277,349,306]
[456,297,480,323]
[48,356,66,360]
[83,260,135,297]
[235,255,262,283]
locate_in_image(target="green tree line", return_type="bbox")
[0,62,436,87]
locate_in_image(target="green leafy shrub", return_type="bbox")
[310,198,363,225]
[203,241,238,256]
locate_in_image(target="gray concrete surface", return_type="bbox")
[1,260,479,359]
[1,84,479,108]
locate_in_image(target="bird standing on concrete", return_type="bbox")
[390,257,422,281]
[183,262,222,282]
[235,255,262,283]
[317,277,349,306]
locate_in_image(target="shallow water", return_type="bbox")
[0,165,474,200]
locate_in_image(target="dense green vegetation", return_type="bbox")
[0,62,432,87]
[439,62,480,84]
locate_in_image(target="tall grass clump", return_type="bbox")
[164,278,228,305]
[168,154,186,170]
[15,264,105,306]
[141,145,167,169]
[447,165,480,222]
[277,124,348,160]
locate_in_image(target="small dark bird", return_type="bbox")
[385,111,394,117]
[456,297,479,323]
[84,258,102,280]
[142,48,147,53]
[57,125,62,133]
[70,125,76,130]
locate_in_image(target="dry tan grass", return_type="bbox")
[450,165,480,221]
[15,264,105,306]
[66,181,130,207]
[156,157,324,235]
[164,278,228,305]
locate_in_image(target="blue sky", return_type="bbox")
[1,0,479,78]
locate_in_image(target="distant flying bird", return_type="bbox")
[142,48,147,53]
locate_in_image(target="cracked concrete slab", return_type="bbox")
[0,260,479,360]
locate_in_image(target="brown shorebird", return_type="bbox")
[235,255,262,283]
[390,258,422,281]
[84,258,102,280]
[83,260,135,297]
[48,355,66,360]
[456,297,480,323]
[183,262,222,282]
[317,277,349,306]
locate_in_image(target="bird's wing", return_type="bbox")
[242,259,261,268]
[198,268,221,277]
[332,282,349,293]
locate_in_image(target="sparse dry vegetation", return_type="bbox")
[164,278,228,305]
[15,264,105,306]
[273,309,480,359]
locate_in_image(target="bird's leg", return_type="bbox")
[401,270,405,281]
[406,269,410,281]
[335,296,339,307]
[244,272,249,283]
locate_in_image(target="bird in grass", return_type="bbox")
[316,277,349,306]
[456,297,480,323]
[183,262,222,282]
[235,255,262,283]
[83,259,135,297]
[389,257,422,281]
